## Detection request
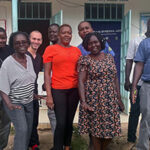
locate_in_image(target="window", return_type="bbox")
[85,3,124,20]
[18,2,51,19]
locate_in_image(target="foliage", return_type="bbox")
[71,125,88,150]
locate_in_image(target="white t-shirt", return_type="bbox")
[126,35,146,86]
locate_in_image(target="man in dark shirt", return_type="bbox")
[0,27,14,150]
[27,30,43,150]
[47,23,59,150]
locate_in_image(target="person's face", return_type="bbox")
[0,32,7,48]
[87,35,101,55]
[29,32,42,51]
[14,34,29,54]
[78,22,93,40]
[48,25,59,44]
[58,26,72,46]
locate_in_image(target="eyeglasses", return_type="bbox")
[14,40,28,46]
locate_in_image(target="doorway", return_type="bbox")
[90,21,121,80]
[18,19,49,56]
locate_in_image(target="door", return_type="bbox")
[50,10,63,25]
[18,20,50,56]
[120,10,131,114]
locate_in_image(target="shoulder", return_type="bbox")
[71,46,81,54]
[106,53,114,60]
[45,44,59,51]
[1,56,13,67]
[77,43,82,48]
[139,38,150,47]
[78,55,89,64]
[26,54,32,62]
[43,44,58,56]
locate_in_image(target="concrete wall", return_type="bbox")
[49,0,150,45]
[0,1,12,43]
[1,0,150,44]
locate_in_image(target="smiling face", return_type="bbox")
[29,31,42,51]
[78,22,93,40]
[48,25,59,44]
[0,31,7,48]
[87,35,102,55]
[58,26,72,46]
[13,34,29,54]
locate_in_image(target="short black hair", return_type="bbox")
[49,23,59,28]
[9,31,30,49]
[58,24,72,33]
[82,32,105,51]
[145,18,150,38]
[78,21,92,31]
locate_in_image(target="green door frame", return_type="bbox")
[12,0,18,32]
[120,10,131,114]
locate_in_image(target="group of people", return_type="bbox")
[124,18,150,150]
[2,20,144,150]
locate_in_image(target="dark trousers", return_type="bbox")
[0,98,10,150]
[128,86,141,143]
[52,88,79,150]
[29,100,40,147]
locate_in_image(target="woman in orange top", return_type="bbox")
[43,24,81,150]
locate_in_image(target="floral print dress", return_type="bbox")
[78,53,121,138]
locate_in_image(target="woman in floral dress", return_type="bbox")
[78,32,124,150]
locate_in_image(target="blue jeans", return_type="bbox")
[128,86,141,143]
[0,97,10,150]
[4,101,33,150]
[136,82,150,150]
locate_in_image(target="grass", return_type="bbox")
[71,125,88,150]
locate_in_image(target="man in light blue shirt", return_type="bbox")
[132,35,150,149]
[78,21,115,57]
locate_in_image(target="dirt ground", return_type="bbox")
[4,123,139,150]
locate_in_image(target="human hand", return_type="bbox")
[118,100,125,112]
[131,88,138,104]
[42,83,46,91]
[34,94,46,100]
[81,101,94,112]
[124,81,132,91]
[46,97,54,110]
[7,102,21,110]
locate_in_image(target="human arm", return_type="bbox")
[131,62,144,104]
[44,62,54,109]
[78,70,94,112]
[124,59,133,91]
[0,91,21,110]
[114,75,124,112]
[124,39,137,91]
